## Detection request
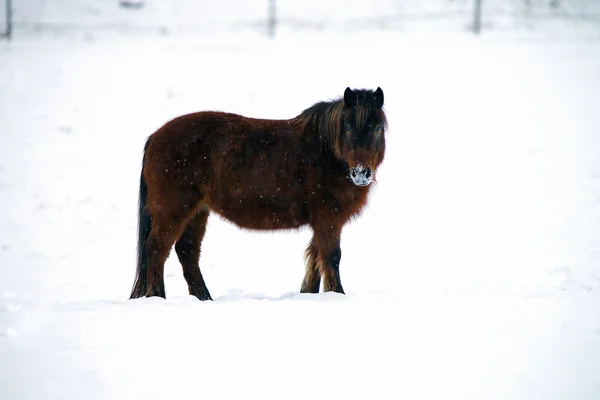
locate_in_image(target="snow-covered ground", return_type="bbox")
[1,2,600,399]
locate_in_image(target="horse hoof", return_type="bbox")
[193,291,213,301]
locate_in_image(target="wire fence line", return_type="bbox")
[2,0,600,40]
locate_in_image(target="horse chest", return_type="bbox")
[326,185,369,219]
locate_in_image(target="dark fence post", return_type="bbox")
[473,0,482,34]
[3,0,12,40]
[268,0,276,38]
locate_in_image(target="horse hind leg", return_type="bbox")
[143,216,189,298]
[175,208,212,301]
[142,199,201,298]
[300,238,321,293]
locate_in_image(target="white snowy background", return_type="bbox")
[1,1,600,399]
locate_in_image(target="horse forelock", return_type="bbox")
[355,95,388,131]
[355,103,369,131]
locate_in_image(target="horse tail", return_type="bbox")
[130,138,152,299]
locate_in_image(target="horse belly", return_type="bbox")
[212,183,309,231]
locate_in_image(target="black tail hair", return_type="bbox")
[130,138,152,299]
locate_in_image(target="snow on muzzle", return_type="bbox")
[349,164,373,186]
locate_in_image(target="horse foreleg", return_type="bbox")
[320,246,344,294]
[313,228,345,294]
[300,237,321,293]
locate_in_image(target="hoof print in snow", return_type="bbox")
[119,1,145,10]
[58,126,72,134]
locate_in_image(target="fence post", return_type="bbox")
[268,0,276,38]
[473,0,482,34]
[3,0,11,40]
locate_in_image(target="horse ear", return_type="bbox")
[374,87,384,108]
[344,87,356,107]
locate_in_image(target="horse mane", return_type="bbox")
[294,98,344,146]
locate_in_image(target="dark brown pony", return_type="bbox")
[129,87,387,300]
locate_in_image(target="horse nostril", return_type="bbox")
[365,169,372,178]
[351,170,357,177]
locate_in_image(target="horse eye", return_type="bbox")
[375,125,383,133]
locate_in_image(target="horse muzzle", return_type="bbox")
[349,165,373,186]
